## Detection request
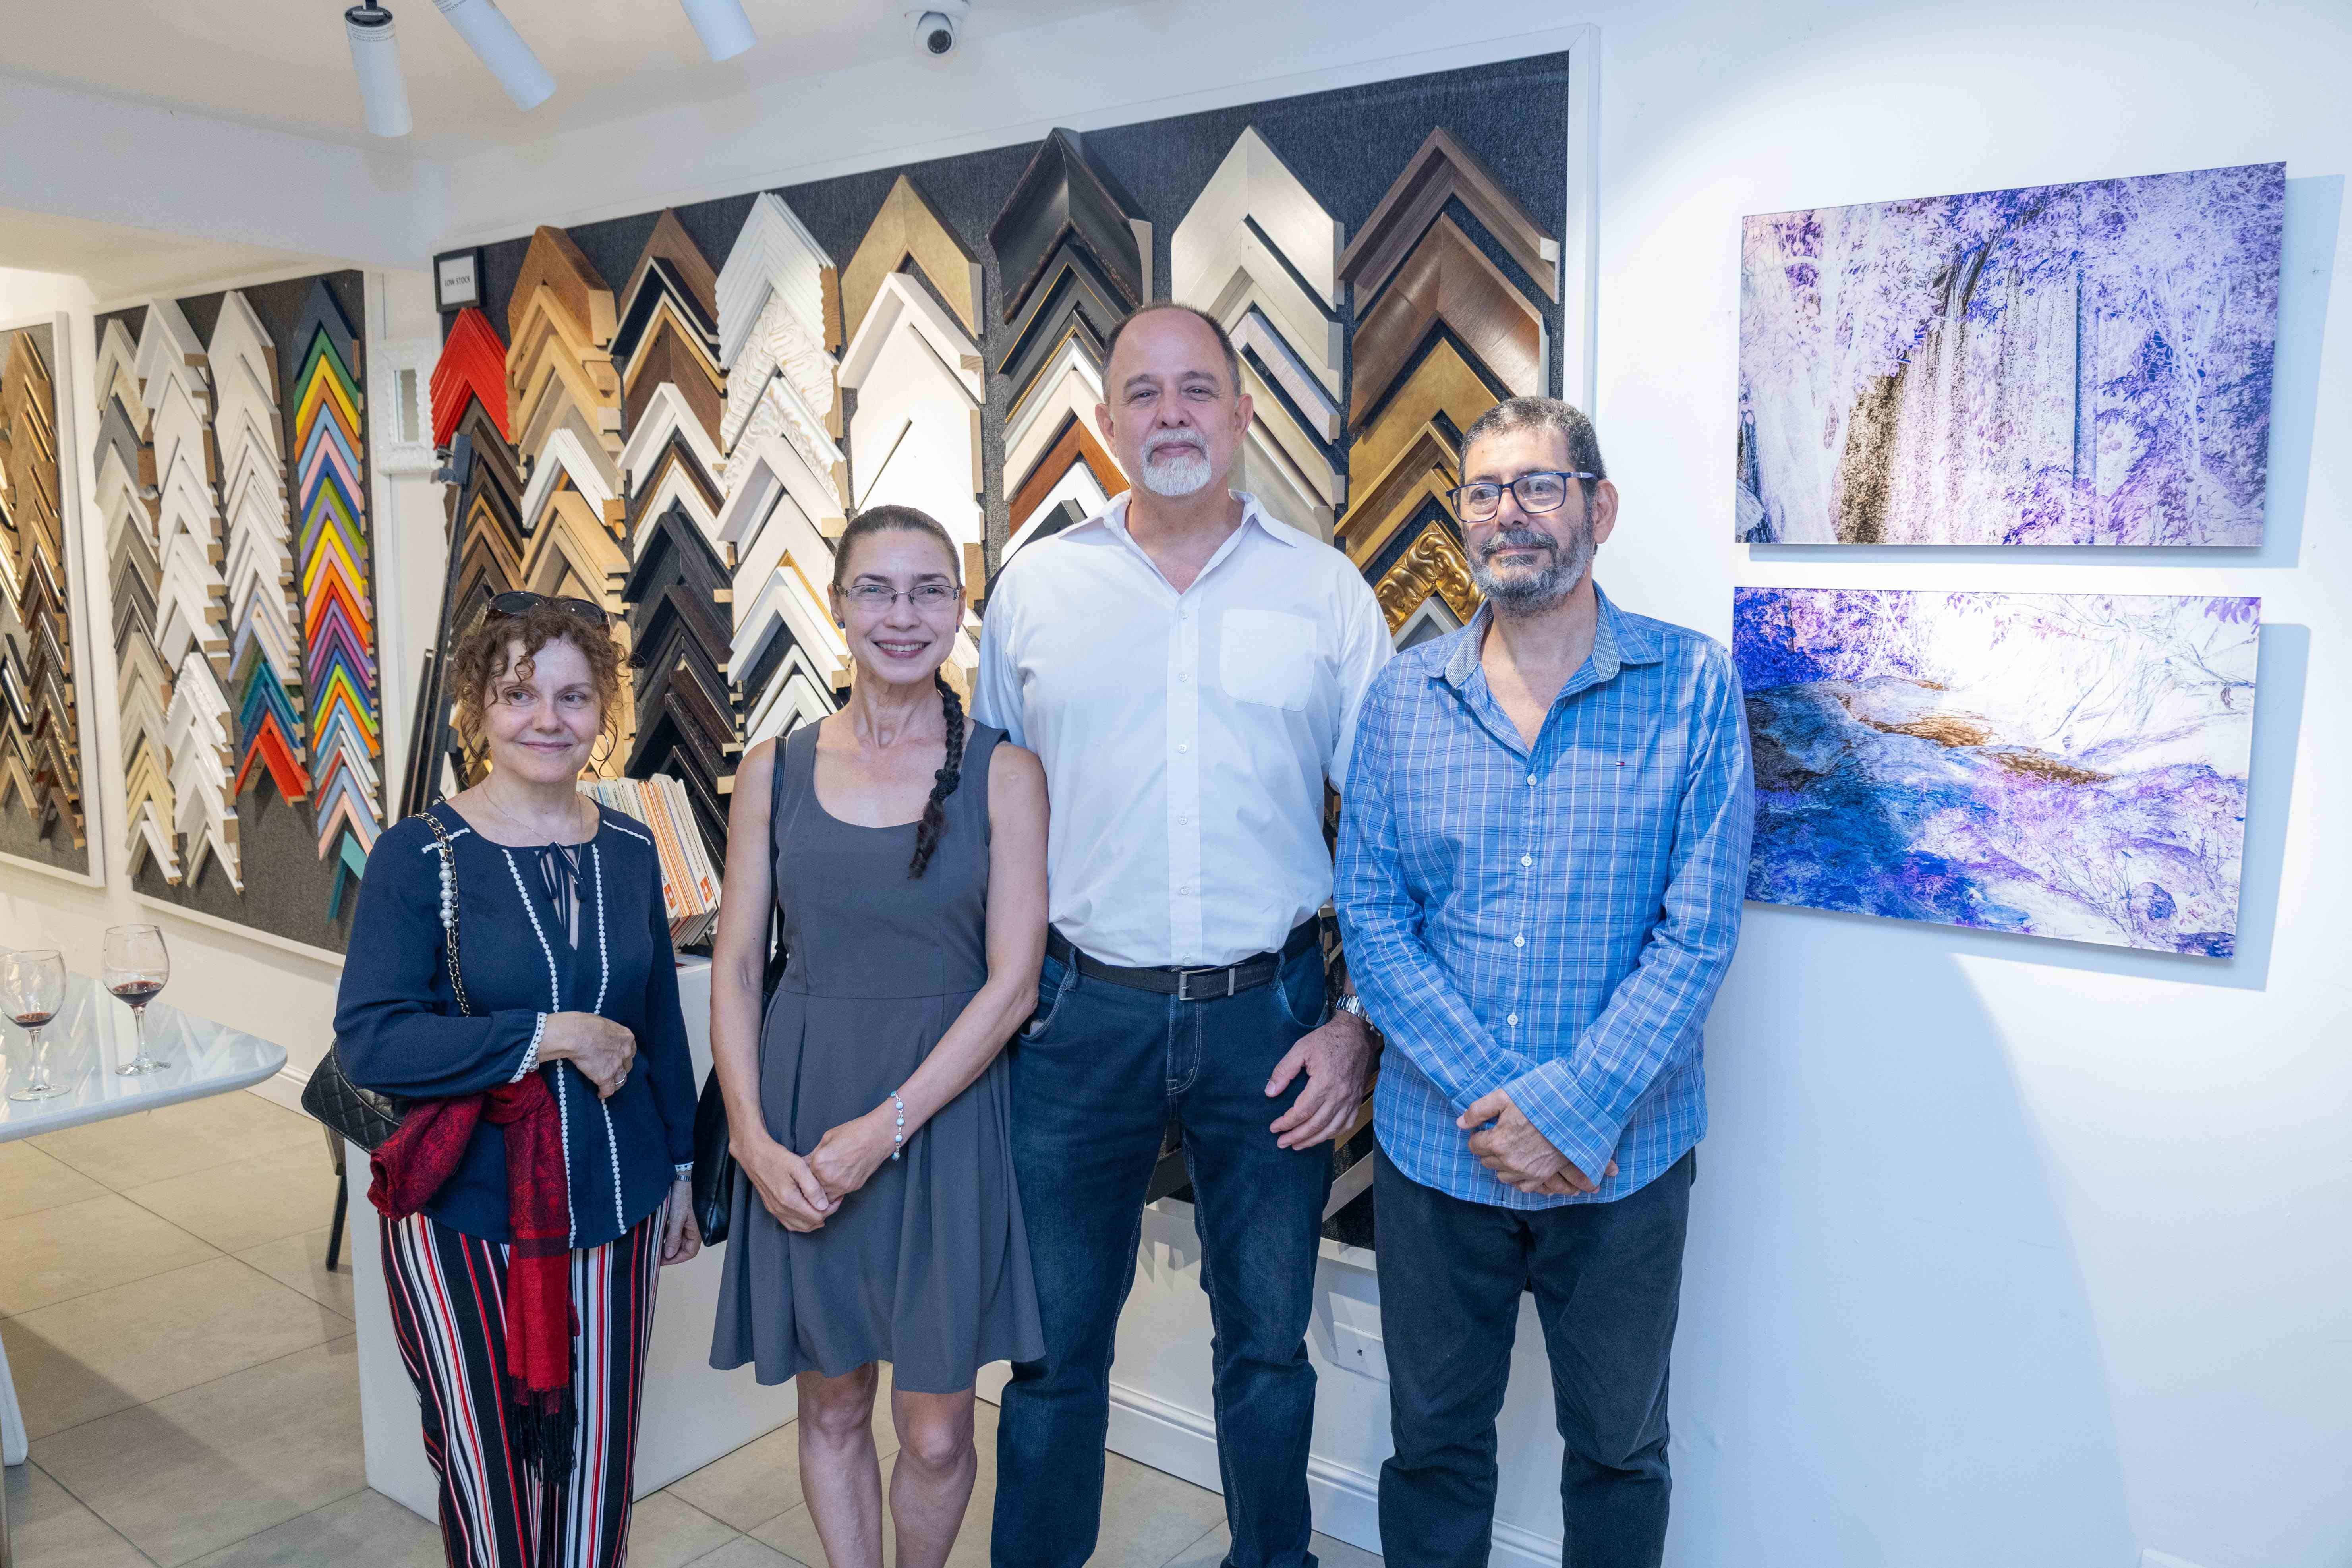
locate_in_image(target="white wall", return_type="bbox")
[0,1,2345,1563]
[1586,5,2349,1566]
[0,268,95,319]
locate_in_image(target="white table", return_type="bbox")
[0,972,288,1566]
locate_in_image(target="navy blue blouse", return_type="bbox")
[334,801,698,1248]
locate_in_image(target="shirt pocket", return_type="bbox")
[1218,608,1317,712]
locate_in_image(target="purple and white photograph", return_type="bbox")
[1736,586,2261,954]
[1737,163,2284,546]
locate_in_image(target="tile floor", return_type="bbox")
[0,1090,1383,1568]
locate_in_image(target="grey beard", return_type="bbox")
[1139,444,1213,497]
[1469,521,1595,615]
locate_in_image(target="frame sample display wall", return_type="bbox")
[0,319,95,878]
[422,51,1575,1239]
[1737,162,2285,547]
[1736,586,2260,955]
[100,271,384,954]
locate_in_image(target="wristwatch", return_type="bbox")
[1334,992,1372,1027]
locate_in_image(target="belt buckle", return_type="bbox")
[1175,965,1235,1003]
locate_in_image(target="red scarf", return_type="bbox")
[369,1072,575,1475]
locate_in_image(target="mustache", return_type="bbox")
[1480,526,1558,559]
[1145,429,1207,457]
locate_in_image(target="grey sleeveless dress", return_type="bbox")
[710,721,1043,1393]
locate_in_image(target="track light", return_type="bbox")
[344,4,413,138]
[433,0,555,110]
[678,0,757,61]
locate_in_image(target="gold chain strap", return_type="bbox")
[419,811,474,1017]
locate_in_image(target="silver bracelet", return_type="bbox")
[889,1089,906,1160]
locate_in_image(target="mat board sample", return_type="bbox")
[1737,162,2284,546]
[1736,586,2259,955]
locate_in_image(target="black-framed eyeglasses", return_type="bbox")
[485,591,609,628]
[1447,471,1602,523]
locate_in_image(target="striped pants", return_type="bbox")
[382,1206,664,1568]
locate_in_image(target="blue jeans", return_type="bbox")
[1374,1145,1695,1568]
[992,946,1331,1568]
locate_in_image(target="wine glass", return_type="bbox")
[4,949,68,1101]
[102,924,171,1077]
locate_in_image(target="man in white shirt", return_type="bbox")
[980,304,1389,1568]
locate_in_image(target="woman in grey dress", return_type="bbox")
[708,506,1047,1568]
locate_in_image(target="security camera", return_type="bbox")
[906,0,968,56]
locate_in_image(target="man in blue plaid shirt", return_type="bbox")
[1335,396,1753,1568]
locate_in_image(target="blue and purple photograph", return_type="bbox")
[1737,162,2284,546]
[1736,587,2260,955]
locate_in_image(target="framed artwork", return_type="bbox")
[1738,162,2285,546]
[0,314,102,885]
[1735,586,2260,955]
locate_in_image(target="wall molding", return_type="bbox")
[1105,1377,1563,1567]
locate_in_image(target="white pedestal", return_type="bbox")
[354,961,797,1518]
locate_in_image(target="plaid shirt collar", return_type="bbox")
[1440,582,1667,693]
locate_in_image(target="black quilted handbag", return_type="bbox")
[302,811,471,1152]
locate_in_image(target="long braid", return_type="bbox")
[909,673,965,878]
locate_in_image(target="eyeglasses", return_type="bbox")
[840,582,961,610]
[485,591,609,628]
[1447,471,1601,523]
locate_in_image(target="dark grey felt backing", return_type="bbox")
[0,321,93,879]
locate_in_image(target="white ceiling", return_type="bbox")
[0,209,329,302]
[2,0,1115,154]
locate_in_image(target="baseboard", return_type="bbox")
[1105,1383,1562,1567]
[249,1063,311,1116]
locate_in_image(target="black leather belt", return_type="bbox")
[1046,918,1320,1002]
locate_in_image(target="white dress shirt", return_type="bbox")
[976,491,1391,969]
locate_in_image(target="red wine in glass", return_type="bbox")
[103,924,171,1077]
[5,949,68,1101]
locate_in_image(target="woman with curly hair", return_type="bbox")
[335,594,702,1568]
[709,506,1048,1568]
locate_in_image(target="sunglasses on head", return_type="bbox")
[485,591,609,628]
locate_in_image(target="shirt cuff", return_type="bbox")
[1504,1061,1620,1189]
[509,1014,548,1083]
[673,1162,695,1182]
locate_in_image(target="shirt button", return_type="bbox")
[1514,935,1526,948]
[1507,1013,1519,1027]
[1177,743,1190,754]
[1178,886,1192,895]
[1526,774,1537,787]
[1176,815,1189,826]
[1178,672,1189,682]
[1520,855,1532,867]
